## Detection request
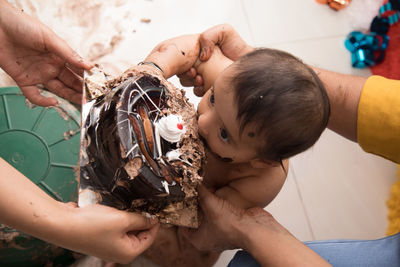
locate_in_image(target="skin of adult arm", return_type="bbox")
[187,24,366,142]
[310,67,365,142]
[240,208,332,267]
[0,158,159,263]
[0,0,92,106]
[181,186,331,267]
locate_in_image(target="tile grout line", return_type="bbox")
[240,0,256,46]
[259,33,347,47]
[290,165,316,241]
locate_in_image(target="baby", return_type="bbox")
[136,34,330,266]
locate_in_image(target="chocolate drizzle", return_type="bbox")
[80,73,187,213]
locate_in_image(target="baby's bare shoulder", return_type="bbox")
[227,161,288,208]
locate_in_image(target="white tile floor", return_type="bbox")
[1,1,398,266]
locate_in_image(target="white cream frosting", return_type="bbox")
[166,149,192,166]
[155,114,186,143]
[166,149,182,161]
[78,188,99,207]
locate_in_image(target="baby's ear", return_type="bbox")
[250,158,279,169]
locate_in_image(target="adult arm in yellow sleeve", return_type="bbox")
[357,76,400,163]
[310,67,366,142]
[312,69,400,163]
[312,70,400,164]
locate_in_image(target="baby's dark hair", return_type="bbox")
[231,48,330,163]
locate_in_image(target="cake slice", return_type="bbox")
[78,65,204,228]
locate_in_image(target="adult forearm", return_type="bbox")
[244,231,331,266]
[0,157,65,240]
[311,67,366,142]
[239,213,331,267]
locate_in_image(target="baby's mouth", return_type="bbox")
[199,136,233,163]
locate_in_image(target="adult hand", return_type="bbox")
[198,24,253,62]
[0,157,158,264]
[180,186,330,266]
[143,34,200,79]
[0,0,92,106]
[178,24,254,96]
[60,202,159,264]
[180,186,281,252]
[179,185,248,251]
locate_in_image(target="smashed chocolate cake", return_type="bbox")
[78,65,204,228]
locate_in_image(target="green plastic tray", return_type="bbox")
[0,87,81,266]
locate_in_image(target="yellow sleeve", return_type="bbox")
[357,75,400,163]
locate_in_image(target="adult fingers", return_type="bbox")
[194,86,206,97]
[124,212,158,232]
[179,77,195,87]
[193,75,206,97]
[199,24,237,61]
[19,85,58,107]
[64,63,85,78]
[196,75,204,87]
[58,67,83,92]
[186,67,197,79]
[44,29,93,71]
[200,24,252,61]
[199,39,216,62]
[178,68,206,88]
[119,223,159,264]
[45,79,82,105]
[197,185,238,221]
[199,25,224,61]
[135,223,160,252]
[178,76,195,87]
[197,186,221,216]
[177,67,197,85]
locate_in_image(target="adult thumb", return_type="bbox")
[123,223,159,262]
[44,29,93,70]
[197,185,221,215]
[125,212,159,231]
[199,35,216,61]
[135,223,160,250]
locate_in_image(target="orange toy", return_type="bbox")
[316,0,352,11]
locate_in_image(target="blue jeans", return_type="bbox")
[227,233,400,267]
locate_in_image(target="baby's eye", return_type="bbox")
[220,128,229,142]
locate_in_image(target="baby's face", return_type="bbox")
[197,65,260,163]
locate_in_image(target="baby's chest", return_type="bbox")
[202,158,253,189]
